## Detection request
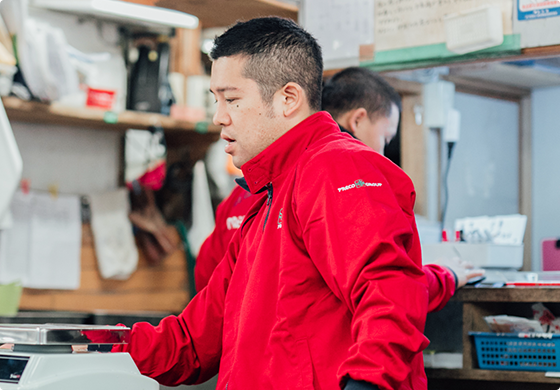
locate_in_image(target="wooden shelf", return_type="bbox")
[2,96,221,134]
[125,0,298,28]
[454,287,560,303]
[426,287,560,388]
[426,369,560,384]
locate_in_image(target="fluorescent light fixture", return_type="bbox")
[33,0,199,30]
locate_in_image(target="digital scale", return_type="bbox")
[0,324,158,389]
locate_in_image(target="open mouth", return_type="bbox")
[221,133,236,153]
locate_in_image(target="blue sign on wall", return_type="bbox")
[518,0,560,20]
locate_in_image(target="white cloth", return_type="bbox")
[188,161,215,257]
[0,191,81,289]
[89,189,138,279]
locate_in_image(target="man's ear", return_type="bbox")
[347,108,368,133]
[278,82,305,117]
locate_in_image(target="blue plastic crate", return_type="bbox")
[470,332,560,371]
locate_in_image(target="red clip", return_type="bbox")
[20,179,30,195]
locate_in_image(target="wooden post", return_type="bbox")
[401,94,428,217]
[169,26,203,78]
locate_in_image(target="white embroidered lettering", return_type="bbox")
[226,215,245,230]
[337,181,382,193]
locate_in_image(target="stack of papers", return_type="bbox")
[454,214,527,245]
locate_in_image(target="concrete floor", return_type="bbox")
[161,375,218,390]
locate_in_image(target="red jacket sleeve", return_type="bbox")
[113,242,237,386]
[194,186,256,292]
[295,150,429,390]
[195,225,228,293]
[423,264,456,313]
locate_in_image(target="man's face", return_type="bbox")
[210,55,282,169]
[355,103,400,154]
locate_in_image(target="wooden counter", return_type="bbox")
[427,287,560,390]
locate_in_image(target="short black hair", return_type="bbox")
[322,67,402,121]
[210,17,323,112]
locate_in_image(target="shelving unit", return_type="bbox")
[427,287,560,390]
[2,96,220,134]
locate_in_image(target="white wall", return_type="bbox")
[6,10,126,196]
[12,122,121,195]
[532,87,560,270]
[444,92,520,230]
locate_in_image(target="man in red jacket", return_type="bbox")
[118,17,430,390]
[195,67,484,312]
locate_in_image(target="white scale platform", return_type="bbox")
[0,324,158,390]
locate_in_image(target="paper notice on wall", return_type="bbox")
[375,0,513,51]
[0,191,82,289]
[300,0,375,68]
[27,193,82,289]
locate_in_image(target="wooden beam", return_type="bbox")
[152,0,298,28]
[323,68,344,79]
[256,0,298,12]
[441,75,531,102]
[383,76,423,96]
[523,44,560,60]
[322,73,423,97]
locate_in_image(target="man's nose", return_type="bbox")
[213,103,231,127]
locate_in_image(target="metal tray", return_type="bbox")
[0,324,130,345]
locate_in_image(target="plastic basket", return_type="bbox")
[471,332,560,371]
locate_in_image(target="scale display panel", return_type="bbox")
[0,355,29,384]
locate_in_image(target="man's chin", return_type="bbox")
[232,156,245,170]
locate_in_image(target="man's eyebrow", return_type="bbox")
[209,87,239,94]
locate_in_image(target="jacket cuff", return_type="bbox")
[344,378,380,390]
[444,266,459,290]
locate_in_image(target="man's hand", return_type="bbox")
[435,257,485,289]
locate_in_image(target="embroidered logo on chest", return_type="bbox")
[337,179,382,193]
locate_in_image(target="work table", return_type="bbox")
[426,286,560,390]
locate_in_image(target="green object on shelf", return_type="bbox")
[103,111,119,124]
[361,34,521,72]
[0,281,22,316]
[194,121,209,134]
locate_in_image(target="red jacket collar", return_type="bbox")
[240,112,340,194]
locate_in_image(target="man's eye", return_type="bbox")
[226,98,237,103]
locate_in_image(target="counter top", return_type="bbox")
[453,286,560,303]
